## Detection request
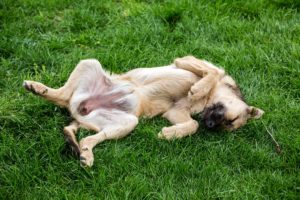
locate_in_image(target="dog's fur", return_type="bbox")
[23,56,264,167]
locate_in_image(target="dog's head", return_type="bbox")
[202,76,264,131]
[202,101,264,131]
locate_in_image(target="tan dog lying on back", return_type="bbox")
[23,56,264,167]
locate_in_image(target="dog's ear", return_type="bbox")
[247,106,264,119]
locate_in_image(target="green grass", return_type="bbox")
[1,0,300,199]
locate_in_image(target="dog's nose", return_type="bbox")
[205,120,215,129]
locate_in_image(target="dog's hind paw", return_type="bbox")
[79,148,94,167]
[23,81,48,95]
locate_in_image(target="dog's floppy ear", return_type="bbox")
[247,106,264,119]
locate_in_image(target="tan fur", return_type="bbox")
[23,56,264,167]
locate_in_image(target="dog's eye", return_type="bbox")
[225,116,238,126]
[224,120,233,126]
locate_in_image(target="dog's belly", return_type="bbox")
[77,91,130,116]
[69,78,138,117]
[69,87,139,131]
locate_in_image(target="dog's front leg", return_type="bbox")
[175,56,224,101]
[187,72,219,101]
[78,115,138,167]
[158,120,199,140]
[159,105,199,140]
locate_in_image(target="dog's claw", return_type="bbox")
[23,81,35,93]
[23,81,30,91]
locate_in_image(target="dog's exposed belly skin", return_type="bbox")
[77,91,129,115]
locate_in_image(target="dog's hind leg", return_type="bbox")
[63,121,80,155]
[23,80,70,107]
[78,114,138,167]
[159,105,199,140]
[23,59,110,107]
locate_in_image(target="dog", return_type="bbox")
[23,56,264,167]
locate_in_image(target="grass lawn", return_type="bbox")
[1,0,300,199]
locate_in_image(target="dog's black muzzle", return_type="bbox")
[202,102,226,130]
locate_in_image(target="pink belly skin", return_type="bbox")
[77,91,129,115]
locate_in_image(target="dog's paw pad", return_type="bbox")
[80,152,94,167]
[81,147,89,151]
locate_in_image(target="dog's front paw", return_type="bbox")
[188,91,206,102]
[188,91,199,102]
[158,126,181,140]
[187,86,197,101]
[188,82,214,102]
[23,81,48,95]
